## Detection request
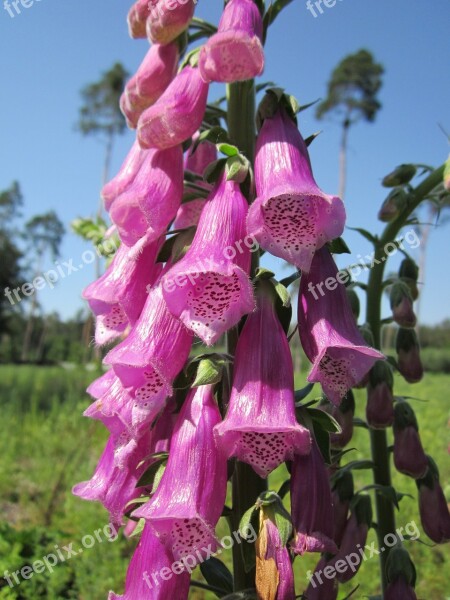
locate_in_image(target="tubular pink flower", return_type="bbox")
[162,174,254,345]
[366,360,394,429]
[83,239,162,345]
[247,107,346,273]
[385,578,418,600]
[108,146,183,247]
[102,141,147,211]
[132,385,227,562]
[72,434,150,528]
[305,557,338,600]
[185,133,217,178]
[214,288,310,477]
[298,247,384,405]
[290,440,337,555]
[105,283,193,430]
[120,43,180,129]
[173,198,206,229]
[127,0,151,39]
[138,66,209,150]
[108,524,190,600]
[199,0,264,83]
[417,459,450,544]
[146,0,196,45]
[393,402,428,479]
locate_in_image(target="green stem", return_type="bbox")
[227,78,267,592]
[365,164,444,593]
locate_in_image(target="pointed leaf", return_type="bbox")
[200,557,233,598]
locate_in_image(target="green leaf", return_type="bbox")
[347,226,378,245]
[294,382,315,403]
[304,131,322,147]
[225,155,249,183]
[217,143,239,157]
[328,237,351,254]
[129,518,146,538]
[273,281,291,308]
[194,126,229,150]
[199,557,233,598]
[136,454,169,488]
[239,505,259,540]
[263,0,295,37]
[308,407,342,433]
[277,480,290,499]
[279,271,301,288]
[332,460,375,483]
[254,267,275,281]
[192,357,225,387]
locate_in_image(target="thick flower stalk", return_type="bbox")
[214,283,311,477]
[105,282,193,430]
[120,43,179,129]
[290,439,337,555]
[366,360,395,429]
[298,247,384,405]
[108,524,191,599]
[199,0,264,83]
[108,145,183,247]
[132,385,227,562]
[416,456,450,543]
[101,140,147,211]
[138,66,209,150]
[83,238,162,345]
[146,0,196,45]
[393,402,428,479]
[162,173,254,345]
[247,104,346,273]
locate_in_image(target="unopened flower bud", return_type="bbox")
[393,402,428,479]
[390,281,417,328]
[416,456,450,544]
[366,360,394,429]
[382,164,417,187]
[378,188,407,222]
[399,258,419,300]
[385,547,417,599]
[396,328,423,383]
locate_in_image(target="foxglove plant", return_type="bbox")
[146,0,196,45]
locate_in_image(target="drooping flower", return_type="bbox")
[298,247,384,405]
[390,281,417,328]
[199,0,264,83]
[138,66,209,150]
[215,284,310,477]
[416,456,450,544]
[320,390,355,449]
[102,141,147,211]
[72,433,150,528]
[290,439,337,555]
[127,0,151,39]
[108,524,191,600]
[105,282,193,430]
[385,546,418,600]
[366,360,395,429]
[162,173,254,345]
[247,105,346,273]
[385,578,418,600]
[120,43,180,129]
[146,0,196,45]
[396,328,423,383]
[304,556,338,600]
[83,238,162,345]
[108,145,183,247]
[393,402,428,479]
[329,495,372,583]
[331,471,354,547]
[132,385,227,562]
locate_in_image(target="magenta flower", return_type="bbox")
[173,199,206,229]
[396,328,423,383]
[162,174,254,345]
[385,578,418,600]
[146,0,196,45]
[366,360,395,429]
[331,471,353,547]
[290,439,337,555]
[393,402,428,479]
[127,0,151,39]
[72,433,150,528]
[417,457,450,543]
[108,145,183,247]
[298,247,384,405]
[102,141,146,211]
[305,557,338,600]
[83,238,162,345]
[120,43,179,129]
[247,106,345,273]
[214,286,310,477]
[138,66,208,150]
[108,524,190,600]
[199,0,264,83]
[185,133,217,177]
[105,282,193,430]
[132,385,227,562]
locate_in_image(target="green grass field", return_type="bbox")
[0,366,448,599]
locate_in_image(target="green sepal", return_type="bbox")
[382,164,417,188]
[199,557,233,598]
[328,237,351,254]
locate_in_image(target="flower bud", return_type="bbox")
[393,402,428,479]
[385,547,417,600]
[320,390,355,449]
[382,164,417,187]
[378,188,407,222]
[366,360,394,429]
[395,328,423,383]
[399,258,419,301]
[390,281,416,328]
[416,456,450,543]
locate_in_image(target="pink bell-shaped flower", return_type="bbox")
[132,385,227,562]
[396,328,423,383]
[108,145,183,247]
[83,238,162,345]
[138,66,209,150]
[214,283,310,477]
[290,439,337,555]
[366,360,395,429]
[298,247,384,405]
[120,43,180,129]
[105,282,193,430]
[108,524,190,599]
[199,0,264,83]
[393,402,428,479]
[162,174,254,345]
[247,105,345,273]
[416,456,450,544]
[127,0,151,39]
[146,0,196,45]
[102,141,147,211]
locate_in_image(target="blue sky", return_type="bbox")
[0,0,449,324]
